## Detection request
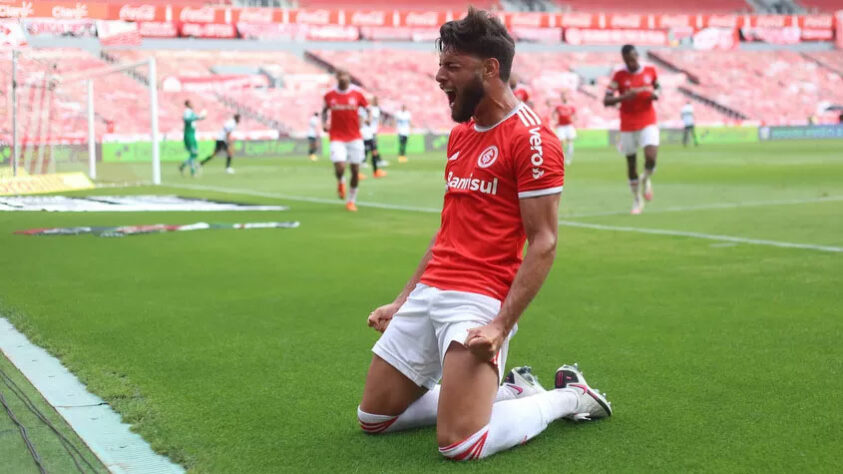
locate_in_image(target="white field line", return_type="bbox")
[165,182,842,253]
[564,195,843,218]
[0,318,185,474]
[558,220,843,253]
[166,182,442,213]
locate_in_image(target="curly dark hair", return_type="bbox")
[436,7,515,82]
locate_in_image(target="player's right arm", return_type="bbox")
[367,229,439,332]
[603,76,636,106]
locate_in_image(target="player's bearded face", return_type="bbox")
[451,73,485,123]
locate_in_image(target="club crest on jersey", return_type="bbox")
[477,145,499,168]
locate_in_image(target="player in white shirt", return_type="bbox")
[201,114,240,174]
[681,102,698,147]
[395,104,411,163]
[307,112,320,161]
[359,105,387,178]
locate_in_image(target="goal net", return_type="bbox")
[4,47,160,186]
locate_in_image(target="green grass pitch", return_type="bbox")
[1,140,841,472]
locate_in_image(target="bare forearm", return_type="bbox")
[604,95,622,106]
[493,237,556,334]
[394,229,438,306]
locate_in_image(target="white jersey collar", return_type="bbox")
[473,103,523,132]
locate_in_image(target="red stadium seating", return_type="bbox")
[655,50,843,125]
[554,0,751,14]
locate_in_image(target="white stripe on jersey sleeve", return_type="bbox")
[518,186,564,199]
[518,109,538,127]
[517,110,534,127]
[521,105,542,125]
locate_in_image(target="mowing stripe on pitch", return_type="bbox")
[0,318,185,474]
[164,183,841,253]
[564,195,843,218]
[558,220,843,253]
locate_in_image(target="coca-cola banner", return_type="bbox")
[692,27,738,50]
[564,27,668,46]
[305,24,358,41]
[137,21,177,38]
[180,22,236,39]
[0,4,836,39]
[173,6,226,24]
[24,18,96,36]
[511,27,561,43]
[161,75,269,93]
[111,4,164,23]
[237,23,304,41]
[741,27,802,45]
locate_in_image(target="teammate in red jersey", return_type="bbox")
[322,69,369,212]
[509,76,531,106]
[551,91,577,165]
[358,8,611,461]
[604,44,660,214]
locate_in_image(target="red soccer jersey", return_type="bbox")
[513,84,531,103]
[420,104,565,301]
[324,86,368,142]
[555,104,576,126]
[609,63,658,131]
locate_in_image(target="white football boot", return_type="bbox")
[555,363,613,421]
[502,366,547,398]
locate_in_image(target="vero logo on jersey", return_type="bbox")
[528,127,544,180]
[477,145,498,168]
[447,171,499,195]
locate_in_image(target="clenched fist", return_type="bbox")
[367,302,401,333]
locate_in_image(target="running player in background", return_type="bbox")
[395,105,412,163]
[552,91,577,165]
[307,111,320,161]
[201,114,240,174]
[368,97,386,177]
[323,69,369,212]
[681,101,698,147]
[604,44,660,215]
[359,107,387,178]
[509,76,531,106]
[359,8,611,461]
[178,100,205,177]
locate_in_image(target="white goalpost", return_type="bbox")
[9,51,161,185]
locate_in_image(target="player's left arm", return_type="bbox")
[650,79,661,101]
[465,128,564,361]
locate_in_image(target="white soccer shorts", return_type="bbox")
[556,125,577,141]
[330,139,365,164]
[372,283,516,390]
[618,124,660,156]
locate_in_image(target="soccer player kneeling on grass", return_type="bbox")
[201,114,240,174]
[604,44,660,215]
[358,8,612,461]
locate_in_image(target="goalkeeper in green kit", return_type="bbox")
[179,100,206,176]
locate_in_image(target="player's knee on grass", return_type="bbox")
[357,407,398,435]
[438,425,490,461]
